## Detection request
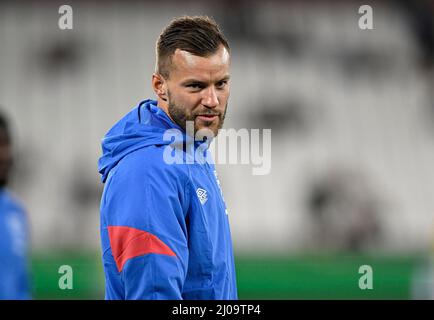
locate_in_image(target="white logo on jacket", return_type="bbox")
[196,188,208,205]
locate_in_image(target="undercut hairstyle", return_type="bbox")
[156,15,230,78]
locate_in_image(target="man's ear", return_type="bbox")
[152,73,168,102]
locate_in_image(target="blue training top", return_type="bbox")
[0,188,30,299]
[98,99,238,300]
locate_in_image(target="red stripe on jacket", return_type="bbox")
[108,226,176,273]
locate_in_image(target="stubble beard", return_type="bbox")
[167,91,227,138]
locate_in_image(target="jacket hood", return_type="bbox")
[98,99,181,183]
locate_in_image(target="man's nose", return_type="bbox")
[202,86,219,108]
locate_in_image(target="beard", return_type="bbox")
[167,90,227,138]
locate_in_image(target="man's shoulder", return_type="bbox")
[115,145,189,180]
[0,189,27,218]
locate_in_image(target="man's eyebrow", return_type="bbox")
[181,75,231,85]
[181,79,206,85]
[218,75,231,82]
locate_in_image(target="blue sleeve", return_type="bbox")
[16,259,31,300]
[0,196,31,300]
[14,205,31,300]
[102,151,190,300]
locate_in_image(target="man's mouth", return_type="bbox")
[196,114,219,122]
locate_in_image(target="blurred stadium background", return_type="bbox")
[1,0,434,299]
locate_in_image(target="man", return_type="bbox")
[0,112,31,299]
[98,16,237,299]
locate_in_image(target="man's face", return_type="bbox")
[163,45,230,137]
[0,131,12,187]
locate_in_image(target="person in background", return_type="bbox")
[0,111,31,299]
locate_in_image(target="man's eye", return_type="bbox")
[216,81,228,89]
[186,84,203,89]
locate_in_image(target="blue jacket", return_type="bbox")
[0,188,31,299]
[98,99,238,300]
